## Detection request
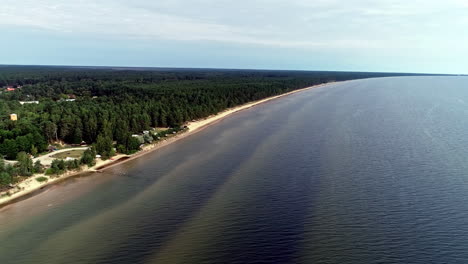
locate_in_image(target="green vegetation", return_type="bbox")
[0,147,91,188]
[0,159,14,186]
[34,160,43,174]
[16,152,33,176]
[40,146,94,176]
[0,66,427,188]
[35,176,48,183]
[47,158,81,175]
[95,133,114,160]
[80,148,96,167]
[50,149,86,159]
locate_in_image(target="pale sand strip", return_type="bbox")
[0,81,336,207]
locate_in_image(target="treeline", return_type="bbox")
[0,66,425,161]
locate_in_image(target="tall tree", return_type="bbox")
[17,152,33,176]
[95,133,113,159]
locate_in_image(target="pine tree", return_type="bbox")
[17,152,33,176]
[95,134,113,159]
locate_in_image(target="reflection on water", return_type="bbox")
[2,77,468,263]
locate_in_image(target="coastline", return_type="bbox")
[0,81,336,208]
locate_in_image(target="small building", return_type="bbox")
[59,98,76,102]
[19,101,39,105]
[48,145,57,152]
[10,114,17,121]
[6,87,15,92]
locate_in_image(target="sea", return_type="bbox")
[2,76,468,263]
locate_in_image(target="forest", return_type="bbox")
[0,66,432,186]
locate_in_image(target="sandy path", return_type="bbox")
[35,147,88,166]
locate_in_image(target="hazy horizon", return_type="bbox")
[0,64,457,76]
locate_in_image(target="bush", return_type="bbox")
[116,144,126,154]
[35,176,48,183]
[49,159,66,175]
[0,172,13,185]
[33,160,43,174]
[80,148,96,166]
[143,133,153,143]
[65,159,80,170]
[126,136,141,154]
[57,160,66,171]
[17,152,33,176]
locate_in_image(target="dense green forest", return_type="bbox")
[0,66,434,187]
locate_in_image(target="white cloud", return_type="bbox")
[1,0,468,50]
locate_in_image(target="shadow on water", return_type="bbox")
[0,145,208,261]
[95,90,326,264]
[182,88,340,264]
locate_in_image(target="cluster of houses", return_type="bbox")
[3,86,30,120]
[9,101,40,121]
[5,90,79,121]
[132,130,156,145]
[130,129,180,146]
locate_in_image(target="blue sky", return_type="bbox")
[1,0,467,73]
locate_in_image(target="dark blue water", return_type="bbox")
[2,77,468,263]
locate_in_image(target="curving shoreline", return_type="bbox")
[0,81,337,208]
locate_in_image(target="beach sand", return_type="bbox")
[0,82,335,207]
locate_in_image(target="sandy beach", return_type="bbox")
[0,81,334,207]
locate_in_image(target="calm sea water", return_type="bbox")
[2,77,468,263]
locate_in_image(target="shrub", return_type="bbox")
[36,176,48,183]
[17,152,33,176]
[80,148,96,166]
[0,172,13,185]
[33,160,43,174]
[65,159,79,170]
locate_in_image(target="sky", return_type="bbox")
[0,0,467,73]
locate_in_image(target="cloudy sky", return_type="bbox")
[1,0,467,73]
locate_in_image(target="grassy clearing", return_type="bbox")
[50,149,85,159]
[155,127,169,132]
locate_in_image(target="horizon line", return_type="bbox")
[0,63,458,76]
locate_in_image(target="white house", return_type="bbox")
[19,101,39,105]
